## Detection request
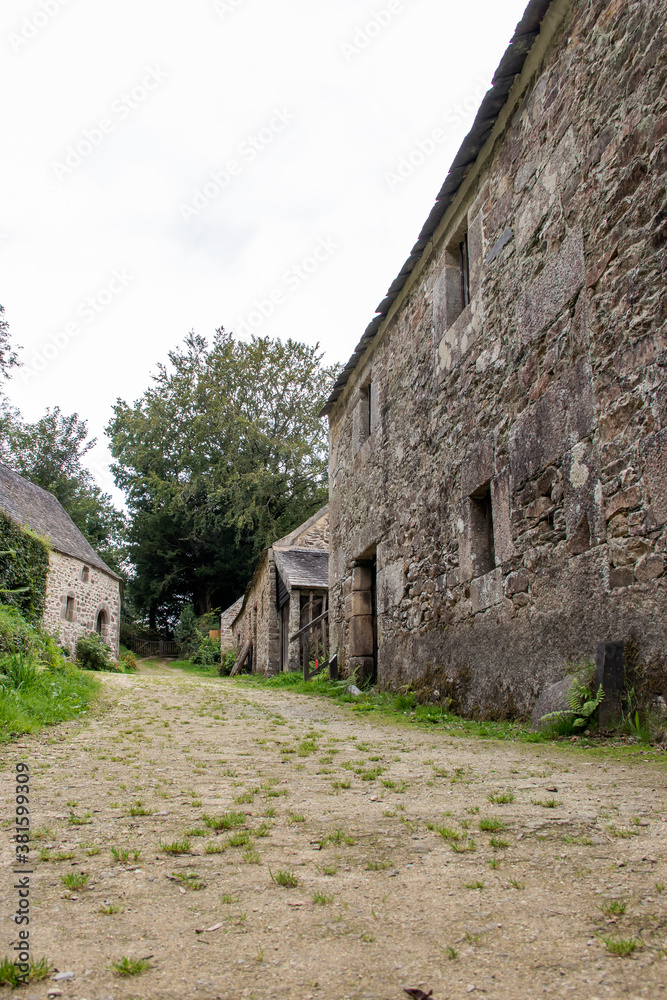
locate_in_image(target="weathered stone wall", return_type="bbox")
[43,552,121,657]
[233,552,281,676]
[328,0,667,714]
[233,510,331,675]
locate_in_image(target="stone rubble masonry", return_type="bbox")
[233,509,330,675]
[42,551,121,657]
[327,0,667,715]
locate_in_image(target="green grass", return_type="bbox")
[110,956,152,976]
[598,935,640,957]
[202,810,246,831]
[0,955,51,987]
[60,872,89,891]
[487,790,515,804]
[312,891,334,904]
[158,838,191,855]
[479,817,505,832]
[600,900,626,917]
[271,868,298,887]
[0,654,99,744]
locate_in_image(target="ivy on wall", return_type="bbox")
[0,510,50,622]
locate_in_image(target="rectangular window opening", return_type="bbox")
[460,232,470,311]
[470,483,495,578]
[65,596,75,622]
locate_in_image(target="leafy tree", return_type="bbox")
[1,407,127,575]
[107,329,338,628]
[0,305,19,382]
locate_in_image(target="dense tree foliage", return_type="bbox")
[1,407,127,575]
[107,330,337,629]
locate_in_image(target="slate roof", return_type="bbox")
[321,0,554,416]
[273,504,329,550]
[274,548,329,591]
[0,463,121,580]
[221,597,243,630]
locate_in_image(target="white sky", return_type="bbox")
[1,0,529,503]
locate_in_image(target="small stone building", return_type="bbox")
[232,507,329,675]
[220,597,243,653]
[0,464,121,656]
[322,0,667,714]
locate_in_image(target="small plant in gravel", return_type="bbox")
[606,824,640,839]
[319,864,338,876]
[186,827,208,837]
[270,867,298,887]
[99,902,122,914]
[489,837,510,849]
[463,880,485,890]
[61,871,89,891]
[243,848,260,864]
[287,812,306,824]
[110,847,141,864]
[68,811,92,826]
[600,900,627,917]
[451,839,476,854]
[487,858,501,869]
[0,956,51,987]
[111,956,152,976]
[203,811,246,831]
[204,841,226,854]
[159,838,191,855]
[220,893,237,904]
[85,846,101,856]
[532,798,560,808]
[228,830,250,847]
[508,878,525,890]
[129,801,153,816]
[430,824,460,842]
[255,821,272,837]
[312,891,334,904]
[40,849,75,862]
[170,871,206,890]
[443,945,458,961]
[487,790,515,804]
[597,935,640,957]
[479,817,504,832]
[366,860,391,871]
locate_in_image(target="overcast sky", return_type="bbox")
[1,0,529,503]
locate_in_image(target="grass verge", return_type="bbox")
[0,658,99,744]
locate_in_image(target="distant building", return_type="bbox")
[0,464,121,656]
[220,597,243,653]
[322,0,666,714]
[232,507,329,675]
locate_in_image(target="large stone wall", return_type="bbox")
[328,0,667,714]
[233,552,280,676]
[43,552,121,657]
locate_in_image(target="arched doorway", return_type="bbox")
[95,608,109,640]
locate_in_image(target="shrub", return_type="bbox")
[191,635,221,666]
[76,633,118,672]
[0,605,40,657]
[119,650,137,672]
[218,648,236,676]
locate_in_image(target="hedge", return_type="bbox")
[0,510,50,622]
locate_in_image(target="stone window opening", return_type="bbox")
[459,231,471,312]
[65,595,75,622]
[81,565,90,583]
[469,482,496,578]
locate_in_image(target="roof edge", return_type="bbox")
[320,0,557,418]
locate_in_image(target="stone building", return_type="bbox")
[220,597,243,653]
[0,464,121,656]
[232,507,329,675]
[322,0,666,714]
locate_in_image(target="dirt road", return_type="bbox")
[2,667,667,1000]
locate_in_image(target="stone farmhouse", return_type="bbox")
[232,506,329,675]
[0,464,121,656]
[322,0,666,715]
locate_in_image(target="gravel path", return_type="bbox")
[2,666,667,1000]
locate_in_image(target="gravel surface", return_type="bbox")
[2,663,667,1000]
